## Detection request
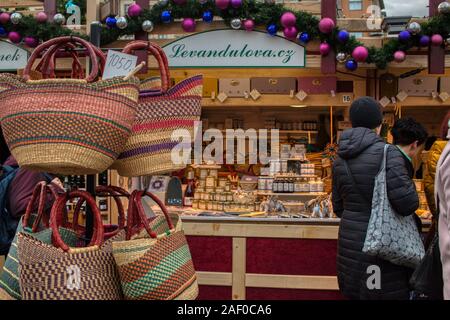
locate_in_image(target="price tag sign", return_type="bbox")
[102,50,138,80]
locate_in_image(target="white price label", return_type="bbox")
[102,50,138,80]
[342,95,352,103]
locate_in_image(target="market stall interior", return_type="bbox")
[0,0,448,300]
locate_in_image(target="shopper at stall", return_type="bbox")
[332,97,419,300]
[436,120,450,300]
[0,130,57,256]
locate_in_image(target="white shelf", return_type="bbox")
[257,192,327,197]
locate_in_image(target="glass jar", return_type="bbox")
[207,201,213,210]
[209,169,219,178]
[202,192,210,201]
[192,200,199,209]
[194,191,202,200]
[226,193,234,202]
[198,179,206,188]
[266,178,274,191]
[198,200,206,210]
[258,177,267,190]
[206,176,216,188]
[218,178,228,188]
[218,202,225,211]
[200,168,208,179]
[212,201,218,211]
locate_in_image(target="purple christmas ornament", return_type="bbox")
[36,12,48,23]
[431,34,443,46]
[127,3,142,17]
[319,18,335,34]
[215,0,230,10]
[24,36,39,48]
[243,19,255,31]
[182,18,196,32]
[280,12,296,28]
[338,30,350,43]
[283,26,298,40]
[231,0,242,8]
[8,31,21,44]
[0,12,10,25]
[174,0,187,4]
[419,35,430,47]
[320,43,331,56]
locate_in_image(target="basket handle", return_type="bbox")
[22,182,47,231]
[23,36,99,82]
[36,42,83,79]
[122,41,170,93]
[39,42,106,80]
[71,185,129,233]
[126,190,175,240]
[51,190,104,251]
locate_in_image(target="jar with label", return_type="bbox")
[207,202,214,210]
[224,203,231,212]
[212,201,218,211]
[192,200,199,209]
[218,178,228,188]
[316,179,324,192]
[225,183,231,192]
[294,179,302,193]
[200,168,208,179]
[272,178,279,193]
[199,200,206,210]
[288,179,295,193]
[226,192,234,202]
[218,202,225,211]
[302,179,310,192]
[209,169,219,178]
[205,176,216,188]
[281,161,288,173]
[283,179,290,193]
[198,179,206,188]
[210,193,216,201]
[194,191,202,200]
[202,192,210,201]
[309,179,318,193]
[258,177,267,190]
[266,178,274,191]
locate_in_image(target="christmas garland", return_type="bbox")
[1,0,450,70]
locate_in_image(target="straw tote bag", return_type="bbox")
[0,36,140,175]
[112,41,203,177]
[362,145,425,268]
[0,182,77,300]
[112,190,198,300]
[18,190,124,300]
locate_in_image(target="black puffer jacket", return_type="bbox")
[332,128,419,300]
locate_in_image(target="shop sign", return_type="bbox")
[0,41,29,71]
[163,29,306,68]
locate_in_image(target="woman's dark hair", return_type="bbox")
[391,117,428,146]
[0,128,11,164]
[440,111,450,140]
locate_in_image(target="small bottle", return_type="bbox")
[303,178,310,193]
[294,178,301,193]
[283,178,290,194]
[273,178,279,193]
[288,178,295,193]
[317,178,324,192]
[310,178,318,193]
[184,170,196,207]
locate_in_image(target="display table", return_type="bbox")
[178,214,431,300]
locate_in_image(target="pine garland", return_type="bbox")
[1,0,450,70]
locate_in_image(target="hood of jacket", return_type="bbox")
[338,127,384,160]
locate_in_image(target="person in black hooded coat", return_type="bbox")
[332,97,420,300]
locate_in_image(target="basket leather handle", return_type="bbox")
[126,190,174,240]
[23,36,99,82]
[122,41,170,93]
[51,190,104,251]
[22,182,65,232]
[72,185,129,233]
[39,42,106,80]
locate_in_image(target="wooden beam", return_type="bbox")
[0,0,43,8]
[428,0,445,74]
[246,274,339,291]
[135,0,149,73]
[232,238,246,300]
[86,0,100,35]
[321,0,337,75]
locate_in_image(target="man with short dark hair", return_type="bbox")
[391,117,429,178]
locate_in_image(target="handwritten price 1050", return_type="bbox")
[107,52,134,73]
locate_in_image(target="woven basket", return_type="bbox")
[0,37,140,175]
[0,182,77,300]
[112,41,203,177]
[112,191,198,300]
[18,190,124,300]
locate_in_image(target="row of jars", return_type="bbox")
[192,200,260,212]
[195,189,234,202]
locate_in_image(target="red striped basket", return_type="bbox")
[112,41,203,177]
[0,37,140,175]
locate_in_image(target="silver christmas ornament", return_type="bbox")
[159,0,169,5]
[142,20,154,32]
[231,18,242,30]
[53,13,66,25]
[336,52,347,63]
[438,2,450,14]
[407,22,421,35]
[10,12,22,25]
[116,16,128,29]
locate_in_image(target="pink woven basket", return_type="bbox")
[0,36,140,175]
[111,41,203,177]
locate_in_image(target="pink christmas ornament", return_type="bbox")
[127,3,142,17]
[352,46,369,62]
[0,12,10,25]
[394,50,406,63]
[319,17,335,34]
[283,26,298,40]
[24,36,39,48]
[215,0,230,10]
[431,34,443,46]
[243,19,255,31]
[182,18,196,32]
[35,11,48,23]
[8,31,21,44]
[280,12,296,28]
[320,43,331,56]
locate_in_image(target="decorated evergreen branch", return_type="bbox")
[1,0,450,70]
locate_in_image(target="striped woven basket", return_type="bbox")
[18,190,124,300]
[0,182,77,300]
[112,41,203,177]
[0,37,140,175]
[112,191,198,300]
